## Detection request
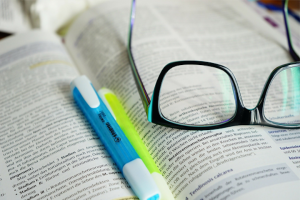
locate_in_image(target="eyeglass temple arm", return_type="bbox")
[282,0,300,61]
[127,0,151,114]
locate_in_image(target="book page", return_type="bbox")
[0,31,136,200]
[0,0,31,33]
[65,0,300,199]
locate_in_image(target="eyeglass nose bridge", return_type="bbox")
[250,108,261,125]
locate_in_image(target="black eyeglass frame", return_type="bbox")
[127,0,300,130]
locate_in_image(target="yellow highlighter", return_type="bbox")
[98,88,174,200]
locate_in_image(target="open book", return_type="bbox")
[0,0,299,199]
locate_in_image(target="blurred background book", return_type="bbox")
[0,0,105,35]
[0,0,299,38]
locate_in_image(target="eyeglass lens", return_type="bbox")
[264,65,300,124]
[159,64,236,125]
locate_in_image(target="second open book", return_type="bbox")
[0,0,299,199]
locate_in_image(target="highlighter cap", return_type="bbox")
[151,172,175,200]
[123,159,160,200]
[70,75,100,108]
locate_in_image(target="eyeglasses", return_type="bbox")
[127,0,300,130]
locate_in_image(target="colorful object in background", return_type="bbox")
[259,0,300,10]
[258,0,300,23]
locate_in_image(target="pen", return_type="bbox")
[98,88,175,200]
[70,76,160,200]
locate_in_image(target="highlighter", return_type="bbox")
[98,88,175,200]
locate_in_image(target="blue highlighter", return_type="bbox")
[71,76,160,200]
